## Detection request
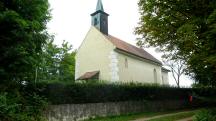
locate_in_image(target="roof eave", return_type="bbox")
[91,10,109,16]
[115,48,162,66]
[162,67,171,72]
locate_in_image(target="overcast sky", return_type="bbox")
[47,0,193,87]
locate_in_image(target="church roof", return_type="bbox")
[77,71,100,80]
[105,35,162,65]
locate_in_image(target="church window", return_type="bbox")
[94,18,98,26]
[154,69,157,83]
[125,58,128,68]
[162,76,164,84]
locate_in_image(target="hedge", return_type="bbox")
[33,82,216,105]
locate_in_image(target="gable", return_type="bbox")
[75,26,115,81]
[76,26,114,56]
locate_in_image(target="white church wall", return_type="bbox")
[117,51,163,84]
[75,27,115,81]
[75,61,79,80]
[108,50,119,82]
[162,71,169,85]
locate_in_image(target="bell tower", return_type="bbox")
[91,0,109,35]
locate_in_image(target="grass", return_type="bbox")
[86,112,161,121]
[86,109,198,121]
[149,111,197,121]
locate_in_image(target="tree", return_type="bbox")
[136,0,216,87]
[0,0,50,85]
[59,51,76,81]
[58,40,76,82]
[163,59,185,88]
[37,39,76,82]
[0,1,50,120]
[37,38,61,81]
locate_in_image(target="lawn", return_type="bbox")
[86,109,198,121]
[86,112,162,121]
[148,111,196,121]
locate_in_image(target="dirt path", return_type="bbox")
[132,111,194,121]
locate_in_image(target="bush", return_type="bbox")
[0,88,48,121]
[191,87,216,107]
[38,82,216,105]
[39,82,193,104]
[194,108,216,121]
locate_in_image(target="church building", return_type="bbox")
[75,0,169,85]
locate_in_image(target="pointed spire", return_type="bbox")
[91,0,109,35]
[96,0,104,11]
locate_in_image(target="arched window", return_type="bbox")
[154,69,157,83]
[125,58,128,68]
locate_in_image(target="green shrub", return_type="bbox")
[0,92,20,120]
[37,81,216,105]
[0,90,47,121]
[194,108,216,121]
[38,82,192,104]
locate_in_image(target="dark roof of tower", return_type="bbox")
[91,0,109,16]
[96,0,104,11]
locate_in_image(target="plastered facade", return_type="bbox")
[75,27,115,81]
[109,51,119,82]
[116,50,164,84]
[162,71,169,85]
[76,27,169,84]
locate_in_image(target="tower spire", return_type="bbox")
[96,0,104,11]
[91,0,109,35]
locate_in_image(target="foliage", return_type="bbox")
[37,39,76,82]
[194,108,216,121]
[0,0,50,84]
[136,0,216,87]
[192,87,216,106]
[0,90,47,121]
[59,49,76,82]
[40,82,193,104]
[37,81,216,105]
[0,0,50,120]
[38,38,61,81]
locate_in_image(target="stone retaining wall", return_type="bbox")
[46,100,189,121]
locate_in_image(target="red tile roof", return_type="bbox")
[105,35,162,65]
[78,71,100,80]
